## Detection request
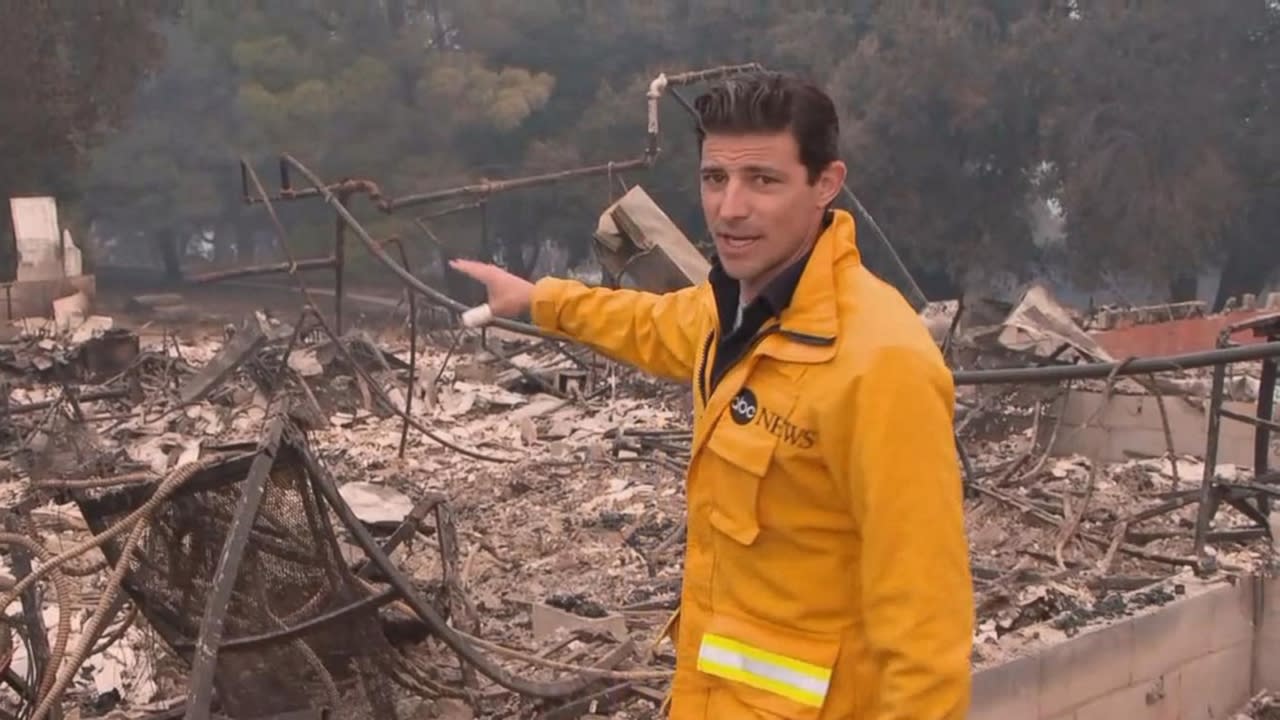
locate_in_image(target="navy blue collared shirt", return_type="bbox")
[705,210,832,391]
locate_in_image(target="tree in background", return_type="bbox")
[824,0,1056,296]
[1039,1,1276,298]
[55,0,1280,306]
[0,0,173,278]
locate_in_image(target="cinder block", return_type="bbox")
[1257,575,1280,639]
[1255,576,1280,689]
[969,656,1039,720]
[1209,577,1256,652]
[1070,674,1179,720]
[1131,590,1217,681]
[1177,643,1252,720]
[1038,619,1135,717]
[1255,642,1280,696]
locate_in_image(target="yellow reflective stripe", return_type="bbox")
[696,632,832,708]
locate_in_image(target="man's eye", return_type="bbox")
[702,173,726,184]
[754,175,778,185]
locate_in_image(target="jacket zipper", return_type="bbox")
[697,330,715,406]
[696,326,836,406]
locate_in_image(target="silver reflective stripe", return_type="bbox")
[697,634,831,707]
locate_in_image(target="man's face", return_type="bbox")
[700,130,846,293]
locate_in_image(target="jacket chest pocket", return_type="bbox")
[704,387,793,546]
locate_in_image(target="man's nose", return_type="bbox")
[717,177,750,221]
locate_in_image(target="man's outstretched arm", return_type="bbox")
[451,259,705,383]
[835,344,974,720]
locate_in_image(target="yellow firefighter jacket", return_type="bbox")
[528,209,973,719]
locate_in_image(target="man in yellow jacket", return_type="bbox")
[451,71,973,719]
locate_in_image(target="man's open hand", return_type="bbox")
[449,259,536,318]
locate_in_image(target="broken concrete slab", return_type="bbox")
[594,185,710,292]
[10,196,64,282]
[52,291,88,332]
[177,312,277,404]
[0,275,96,322]
[530,601,629,644]
[339,481,414,527]
[998,283,1113,362]
[125,293,186,313]
[920,299,960,344]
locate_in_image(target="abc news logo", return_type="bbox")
[728,387,816,449]
[730,388,759,424]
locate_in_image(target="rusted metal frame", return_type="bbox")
[1218,407,1280,433]
[0,513,58,720]
[1223,494,1271,530]
[223,166,386,329]
[223,64,765,333]
[991,316,1280,568]
[385,159,652,212]
[432,497,481,691]
[1258,356,1278,517]
[6,386,128,416]
[240,158,388,210]
[546,339,597,374]
[1227,311,1280,336]
[954,341,1280,385]
[242,160,517,463]
[482,337,567,399]
[333,202,347,335]
[184,416,286,720]
[380,65,767,212]
[2,667,34,706]
[1192,352,1228,571]
[1252,316,1279,515]
[293,427,635,699]
[539,681,635,720]
[1127,494,1200,526]
[354,495,439,580]
[378,235,418,459]
[1202,316,1280,544]
[279,154,552,338]
[146,708,327,720]
[170,587,399,654]
[1194,320,1264,570]
[186,257,337,284]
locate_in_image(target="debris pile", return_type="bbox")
[0,152,1275,715]
[0,306,699,719]
[1236,690,1280,720]
[0,289,1274,718]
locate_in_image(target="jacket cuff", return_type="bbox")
[530,277,574,332]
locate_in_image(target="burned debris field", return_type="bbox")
[0,170,1278,718]
[6,3,1280,715]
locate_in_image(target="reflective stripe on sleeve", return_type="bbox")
[696,632,832,708]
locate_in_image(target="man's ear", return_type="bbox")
[815,160,848,208]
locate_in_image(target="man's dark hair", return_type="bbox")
[693,71,841,183]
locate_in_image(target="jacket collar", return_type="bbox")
[703,208,859,338]
[777,208,858,342]
[699,209,859,365]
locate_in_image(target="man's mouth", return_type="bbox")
[717,233,761,249]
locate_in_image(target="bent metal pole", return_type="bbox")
[953,341,1280,386]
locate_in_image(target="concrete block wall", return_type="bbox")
[1046,389,1279,468]
[970,577,1267,719]
[0,275,95,321]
